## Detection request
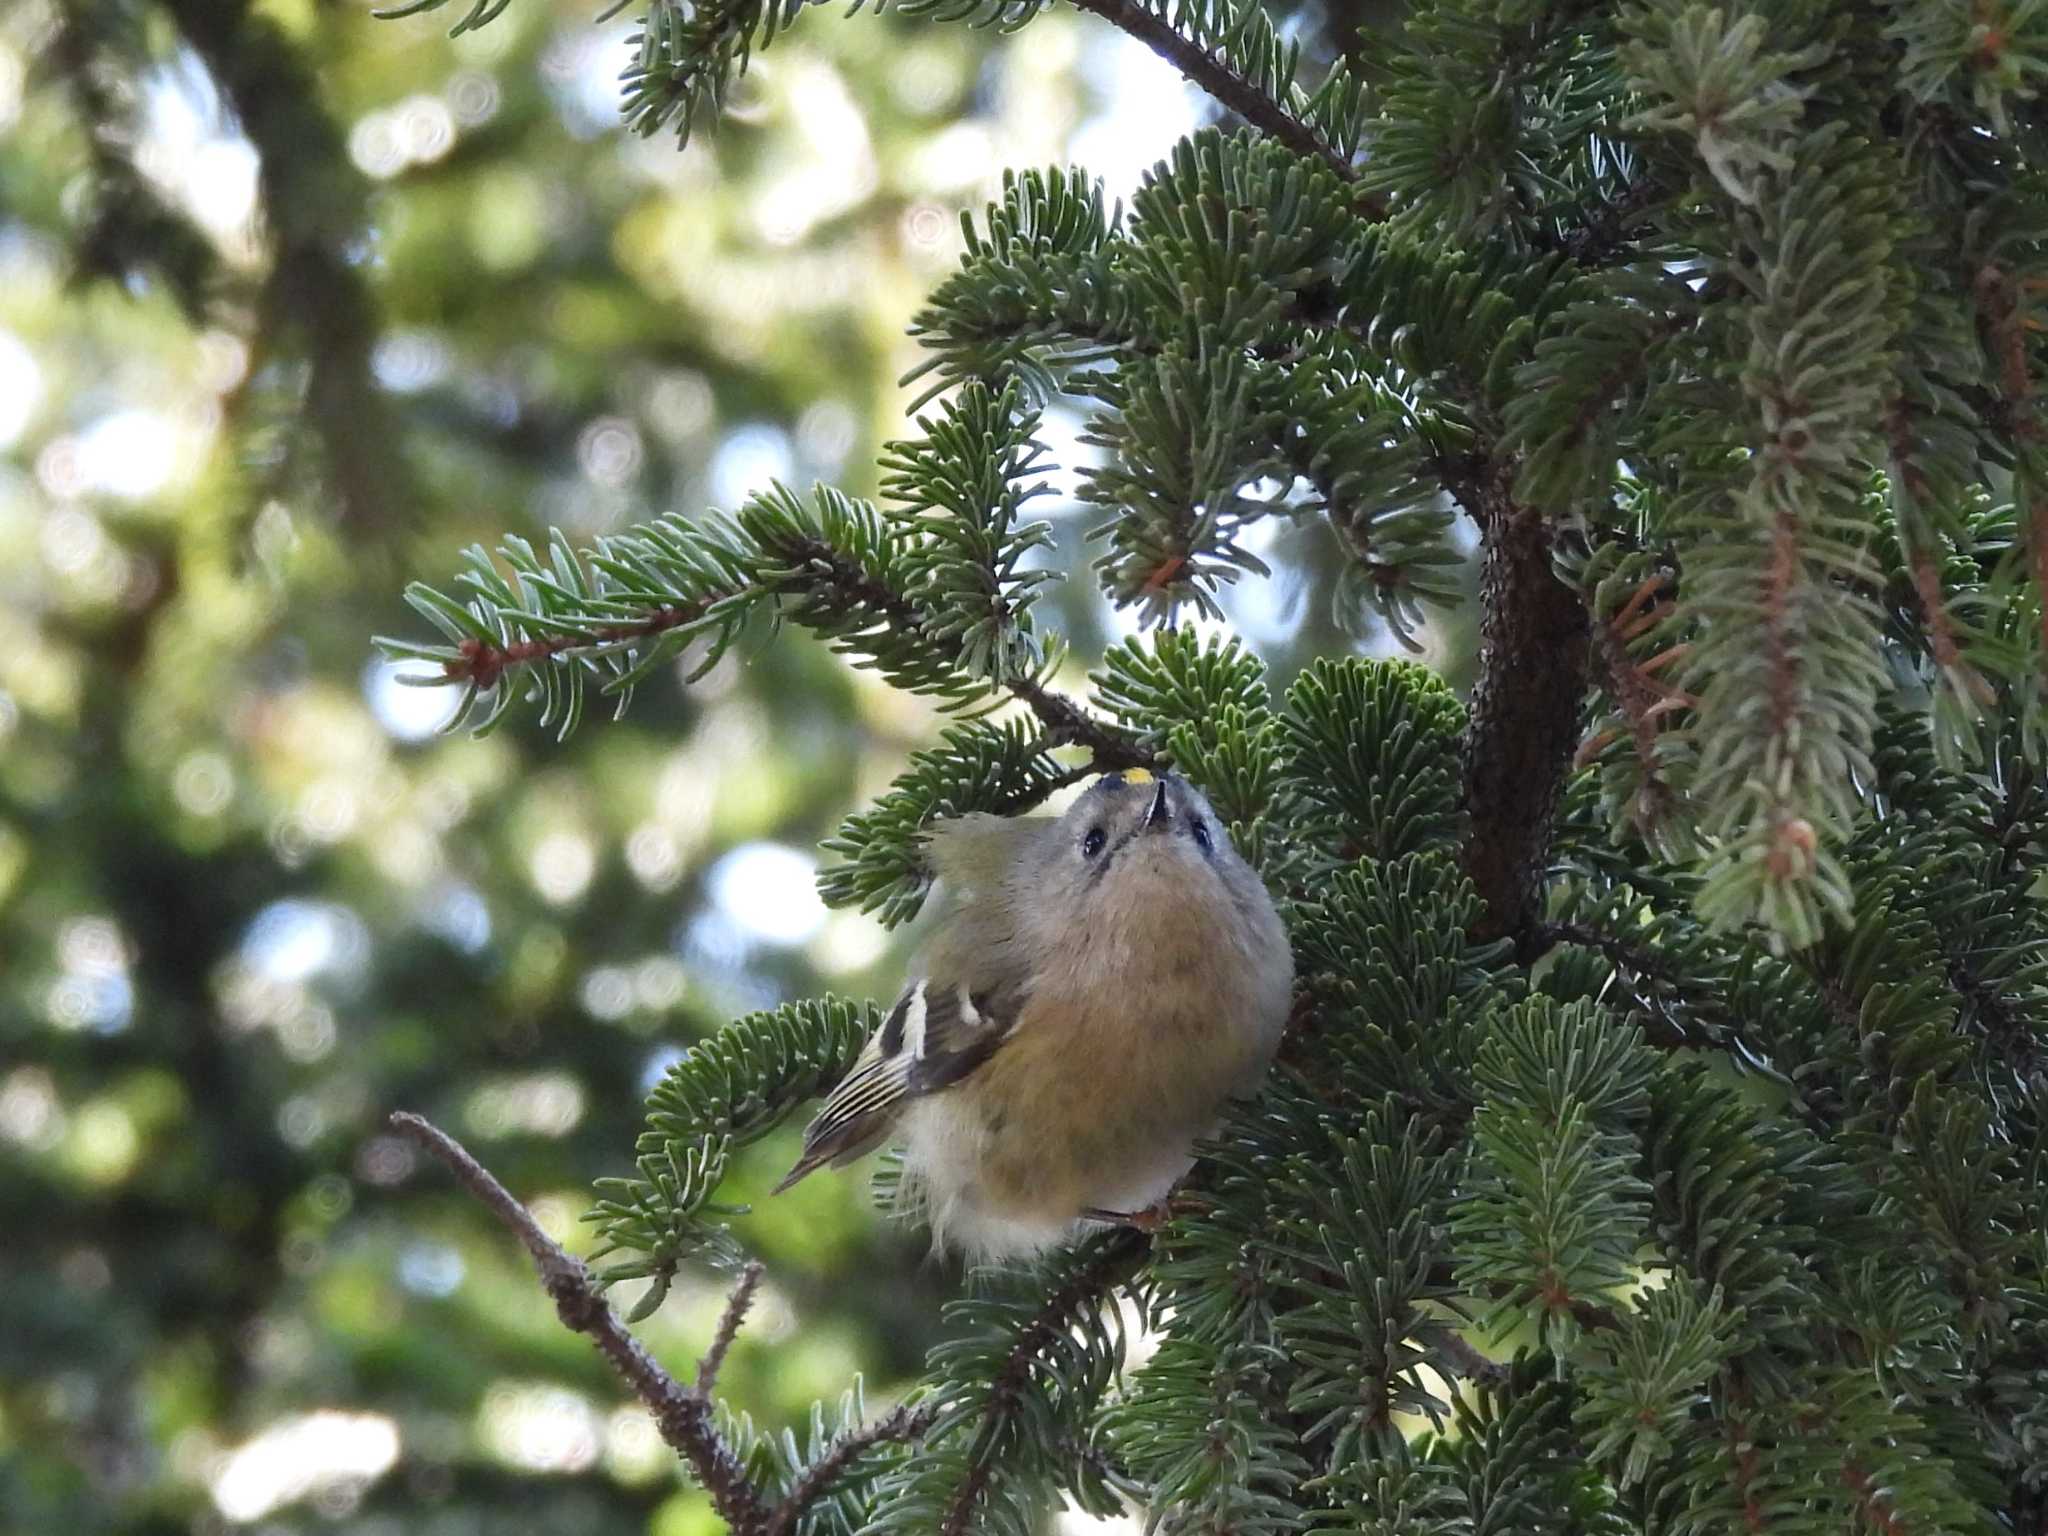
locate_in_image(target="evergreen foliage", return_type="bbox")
[384,0,2048,1529]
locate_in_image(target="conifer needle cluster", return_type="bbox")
[386,1,2048,1529]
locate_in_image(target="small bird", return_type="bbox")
[774,768,1294,1259]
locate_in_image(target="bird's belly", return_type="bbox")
[904,991,1270,1252]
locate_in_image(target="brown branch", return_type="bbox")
[1887,397,1996,705]
[1437,1330,1509,1388]
[387,1111,771,1535]
[1011,677,1153,770]
[765,1403,938,1536]
[1726,1383,1766,1534]
[441,525,1149,768]
[1067,0,1378,208]
[449,603,713,690]
[698,1260,764,1392]
[1582,570,1693,836]
[1908,551,1971,677]
[1456,461,1593,952]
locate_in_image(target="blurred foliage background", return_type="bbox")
[0,1,1447,1532]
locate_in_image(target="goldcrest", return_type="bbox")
[775,769,1293,1259]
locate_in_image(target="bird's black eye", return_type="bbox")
[1081,826,1107,859]
[1190,817,1213,855]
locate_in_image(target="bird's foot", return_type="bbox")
[1081,1197,1175,1234]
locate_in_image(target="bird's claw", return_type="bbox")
[1082,1197,1175,1234]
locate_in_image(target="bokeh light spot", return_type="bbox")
[210,1411,400,1522]
[478,1383,601,1474]
[173,751,235,816]
[709,424,795,509]
[708,842,826,948]
[529,831,597,905]
[364,658,461,743]
[0,328,43,449]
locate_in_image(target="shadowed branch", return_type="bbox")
[388,1111,771,1534]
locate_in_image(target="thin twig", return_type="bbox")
[765,1403,939,1536]
[446,601,718,690]
[1973,261,2048,656]
[388,1111,771,1535]
[1068,0,1377,206]
[1437,1330,1509,1388]
[699,1261,765,1392]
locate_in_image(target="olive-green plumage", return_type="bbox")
[777,770,1293,1259]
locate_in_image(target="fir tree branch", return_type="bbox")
[764,1403,938,1536]
[445,601,718,692]
[1581,570,1692,834]
[426,508,1149,767]
[938,1229,1149,1536]
[1841,1455,1910,1536]
[388,1112,771,1534]
[1066,0,1372,202]
[765,526,1140,765]
[1012,676,1154,769]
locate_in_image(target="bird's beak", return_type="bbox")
[1145,779,1171,830]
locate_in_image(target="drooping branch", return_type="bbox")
[1580,569,1692,833]
[387,1112,772,1535]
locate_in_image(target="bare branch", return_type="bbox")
[1436,1330,1508,1389]
[1067,0,1378,208]
[1011,677,1154,771]
[388,1111,771,1535]
[699,1261,765,1393]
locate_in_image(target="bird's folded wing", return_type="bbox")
[772,977,1015,1193]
